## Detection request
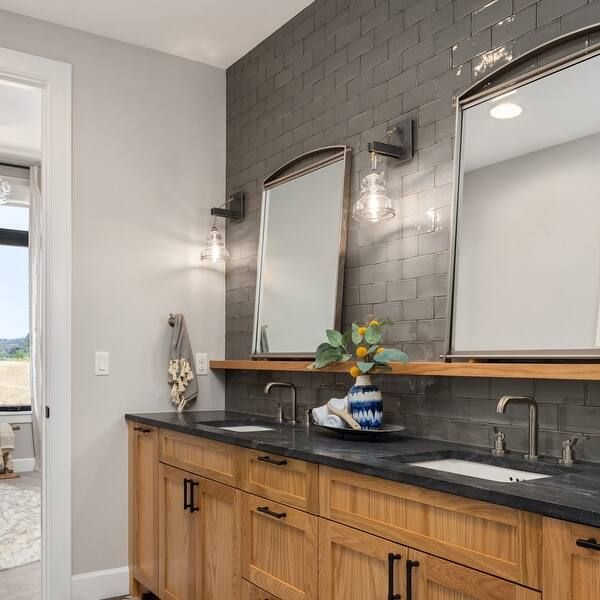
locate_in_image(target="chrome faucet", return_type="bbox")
[496,395,538,461]
[264,382,297,423]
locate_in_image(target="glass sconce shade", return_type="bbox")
[352,152,395,222]
[200,224,230,263]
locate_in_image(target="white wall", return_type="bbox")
[0,9,226,576]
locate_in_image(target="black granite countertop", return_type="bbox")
[125,410,600,528]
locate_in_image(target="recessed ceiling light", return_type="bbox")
[490,102,523,119]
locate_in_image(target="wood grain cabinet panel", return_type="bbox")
[242,580,282,600]
[158,464,195,600]
[319,466,542,589]
[159,429,239,486]
[240,449,319,513]
[241,492,318,600]
[543,518,600,600]
[319,519,406,600]
[409,549,541,600]
[128,422,159,596]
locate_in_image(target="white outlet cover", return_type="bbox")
[94,351,110,376]
[195,353,208,376]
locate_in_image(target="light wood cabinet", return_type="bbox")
[408,549,541,600]
[319,519,405,600]
[240,449,319,513]
[241,492,318,600]
[319,466,542,588]
[158,463,241,600]
[159,428,239,486]
[242,580,281,600]
[543,517,600,599]
[128,422,159,596]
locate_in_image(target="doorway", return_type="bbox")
[0,47,71,600]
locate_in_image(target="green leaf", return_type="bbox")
[357,361,375,373]
[340,354,352,362]
[374,348,409,364]
[326,329,343,348]
[365,325,382,345]
[373,363,392,372]
[341,331,353,353]
[368,344,379,354]
[313,346,344,369]
[352,322,363,344]
[376,317,394,326]
[316,342,333,354]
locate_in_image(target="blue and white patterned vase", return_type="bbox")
[348,375,383,430]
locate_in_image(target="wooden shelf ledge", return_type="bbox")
[210,360,600,381]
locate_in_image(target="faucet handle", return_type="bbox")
[491,427,506,456]
[560,436,587,465]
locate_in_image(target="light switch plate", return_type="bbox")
[195,353,208,376]
[94,351,110,376]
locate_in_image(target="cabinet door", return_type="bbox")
[409,549,541,600]
[319,519,405,600]
[543,518,600,600]
[128,422,159,595]
[159,464,195,600]
[195,477,241,600]
[241,492,318,600]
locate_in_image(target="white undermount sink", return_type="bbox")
[409,458,552,483]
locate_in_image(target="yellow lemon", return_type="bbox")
[369,320,380,327]
[349,366,360,378]
[376,347,385,354]
[358,326,367,335]
[356,346,368,358]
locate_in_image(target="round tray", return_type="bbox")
[315,422,405,440]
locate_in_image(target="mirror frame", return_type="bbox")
[446,24,600,360]
[252,145,352,359]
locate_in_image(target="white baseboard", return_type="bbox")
[72,566,129,600]
[12,457,35,473]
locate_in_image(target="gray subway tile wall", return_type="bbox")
[224,0,600,459]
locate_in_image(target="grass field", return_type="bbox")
[0,360,31,407]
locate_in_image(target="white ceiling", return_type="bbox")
[462,54,600,172]
[0,0,314,68]
[0,79,41,165]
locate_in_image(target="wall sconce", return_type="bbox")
[352,117,413,223]
[200,191,245,263]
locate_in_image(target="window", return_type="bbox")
[0,172,31,412]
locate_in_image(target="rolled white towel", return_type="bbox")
[324,415,345,428]
[327,396,348,413]
[312,405,329,425]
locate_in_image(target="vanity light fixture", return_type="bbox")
[353,117,413,223]
[200,191,245,263]
[0,176,11,204]
[490,102,523,119]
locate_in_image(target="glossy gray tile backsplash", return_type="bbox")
[223,0,600,459]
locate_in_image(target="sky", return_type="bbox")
[0,205,29,339]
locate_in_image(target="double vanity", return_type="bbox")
[126,409,600,600]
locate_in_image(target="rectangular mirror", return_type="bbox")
[449,50,600,358]
[253,146,351,357]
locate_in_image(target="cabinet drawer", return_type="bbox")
[159,429,239,486]
[411,549,541,600]
[319,466,542,589]
[240,449,319,513]
[241,492,318,600]
[242,580,281,600]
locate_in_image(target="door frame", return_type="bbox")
[0,46,72,600]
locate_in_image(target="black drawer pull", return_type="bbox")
[189,480,199,513]
[133,426,152,433]
[183,478,191,511]
[257,455,287,466]
[576,537,600,551]
[406,559,419,600]
[387,553,402,600]
[257,506,287,519]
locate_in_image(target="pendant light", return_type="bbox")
[352,117,414,224]
[200,219,230,263]
[353,151,395,222]
[200,191,245,264]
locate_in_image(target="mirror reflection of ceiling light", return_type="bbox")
[490,102,523,119]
